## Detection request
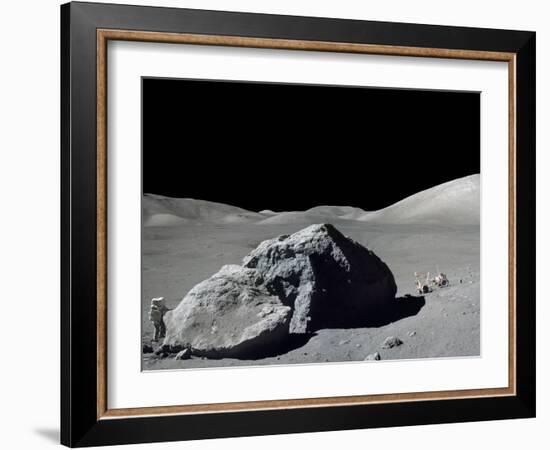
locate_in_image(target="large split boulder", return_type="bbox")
[163,223,397,359]
[243,224,397,333]
[162,265,292,358]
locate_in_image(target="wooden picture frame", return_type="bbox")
[61,2,535,447]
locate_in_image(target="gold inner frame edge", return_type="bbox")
[95,29,517,420]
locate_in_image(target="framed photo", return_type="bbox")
[61,2,536,447]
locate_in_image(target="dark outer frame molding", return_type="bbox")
[61,1,535,447]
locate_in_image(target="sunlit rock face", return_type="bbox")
[163,265,291,358]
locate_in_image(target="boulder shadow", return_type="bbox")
[224,296,425,360]
[215,332,318,361]
[315,295,426,330]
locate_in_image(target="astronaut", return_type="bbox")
[149,297,168,342]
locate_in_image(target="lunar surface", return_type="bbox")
[142,174,480,370]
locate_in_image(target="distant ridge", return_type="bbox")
[143,174,480,227]
[305,205,367,220]
[256,211,331,226]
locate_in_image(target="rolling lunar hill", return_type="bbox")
[143,194,264,227]
[358,174,480,225]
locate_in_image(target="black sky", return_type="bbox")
[142,78,479,212]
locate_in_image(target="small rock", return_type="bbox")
[154,345,169,356]
[356,343,362,348]
[408,331,416,337]
[175,348,191,360]
[381,336,403,349]
[364,352,381,361]
[338,339,350,346]
[142,344,154,354]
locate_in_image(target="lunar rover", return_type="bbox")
[414,270,449,294]
[433,272,449,287]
